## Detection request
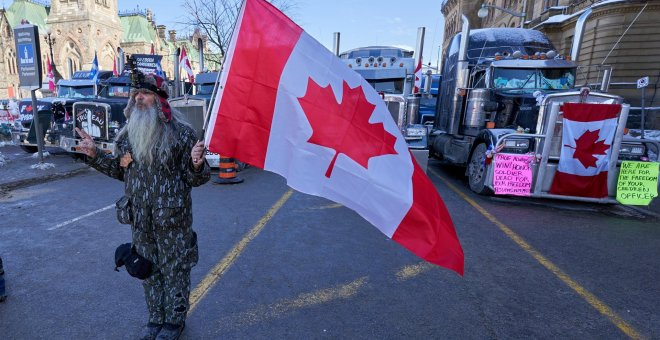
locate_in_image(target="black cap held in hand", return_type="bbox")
[114,243,153,280]
[114,243,132,270]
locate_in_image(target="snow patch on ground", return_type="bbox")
[30,162,55,170]
[0,152,6,167]
[31,151,50,158]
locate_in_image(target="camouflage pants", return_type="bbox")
[132,205,199,325]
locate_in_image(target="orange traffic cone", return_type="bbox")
[213,155,244,184]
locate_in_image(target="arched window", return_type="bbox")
[6,49,16,75]
[61,40,82,78]
[101,43,115,71]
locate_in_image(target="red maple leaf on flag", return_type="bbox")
[298,79,398,178]
[565,129,610,168]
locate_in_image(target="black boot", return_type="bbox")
[155,322,185,340]
[139,322,162,340]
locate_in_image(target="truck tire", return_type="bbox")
[467,143,492,195]
[19,145,38,153]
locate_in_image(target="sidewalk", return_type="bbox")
[0,143,90,191]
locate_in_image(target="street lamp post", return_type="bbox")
[477,3,527,28]
[44,28,62,84]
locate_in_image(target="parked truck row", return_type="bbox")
[9,60,221,166]
[10,18,659,204]
[338,15,657,203]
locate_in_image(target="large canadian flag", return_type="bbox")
[205,0,464,274]
[550,103,622,198]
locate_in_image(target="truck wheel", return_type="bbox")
[19,145,38,153]
[467,143,492,195]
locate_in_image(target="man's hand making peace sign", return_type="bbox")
[75,127,97,158]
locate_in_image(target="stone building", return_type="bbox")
[0,0,216,99]
[441,0,660,128]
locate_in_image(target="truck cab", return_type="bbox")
[340,46,430,150]
[59,71,132,155]
[11,70,113,153]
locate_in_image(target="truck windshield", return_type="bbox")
[196,84,215,95]
[366,78,404,94]
[493,68,537,89]
[58,85,95,98]
[539,68,575,90]
[493,68,576,90]
[108,85,130,98]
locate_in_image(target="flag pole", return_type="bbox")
[202,0,245,140]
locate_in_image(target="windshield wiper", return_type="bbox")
[519,74,535,89]
[541,77,556,90]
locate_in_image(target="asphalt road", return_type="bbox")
[0,159,658,339]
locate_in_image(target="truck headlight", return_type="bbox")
[619,143,645,158]
[406,126,427,137]
[502,138,530,153]
[504,139,529,148]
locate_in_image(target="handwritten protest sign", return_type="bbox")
[493,153,534,196]
[616,161,658,205]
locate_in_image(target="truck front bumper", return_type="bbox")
[60,136,116,155]
[11,129,61,148]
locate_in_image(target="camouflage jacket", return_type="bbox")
[87,122,210,208]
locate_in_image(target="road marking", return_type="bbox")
[48,204,114,231]
[395,262,434,281]
[315,203,343,210]
[429,168,645,340]
[188,189,294,316]
[214,277,367,329]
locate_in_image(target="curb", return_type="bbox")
[0,167,91,192]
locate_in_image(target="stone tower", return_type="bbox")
[46,0,122,77]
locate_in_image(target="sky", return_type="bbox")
[6,0,446,68]
[118,0,446,67]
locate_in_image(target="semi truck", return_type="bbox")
[430,16,658,202]
[58,71,132,155]
[169,71,221,167]
[339,46,430,150]
[11,70,114,153]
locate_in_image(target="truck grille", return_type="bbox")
[169,99,207,140]
[386,101,400,124]
[73,102,109,140]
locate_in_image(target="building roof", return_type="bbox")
[119,13,157,44]
[5,0,49,32]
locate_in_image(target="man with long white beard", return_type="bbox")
[76,73,210,340]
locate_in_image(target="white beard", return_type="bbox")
[126,105,167,166]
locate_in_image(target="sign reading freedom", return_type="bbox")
[493,153,534,196]
[616,161,659,205]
